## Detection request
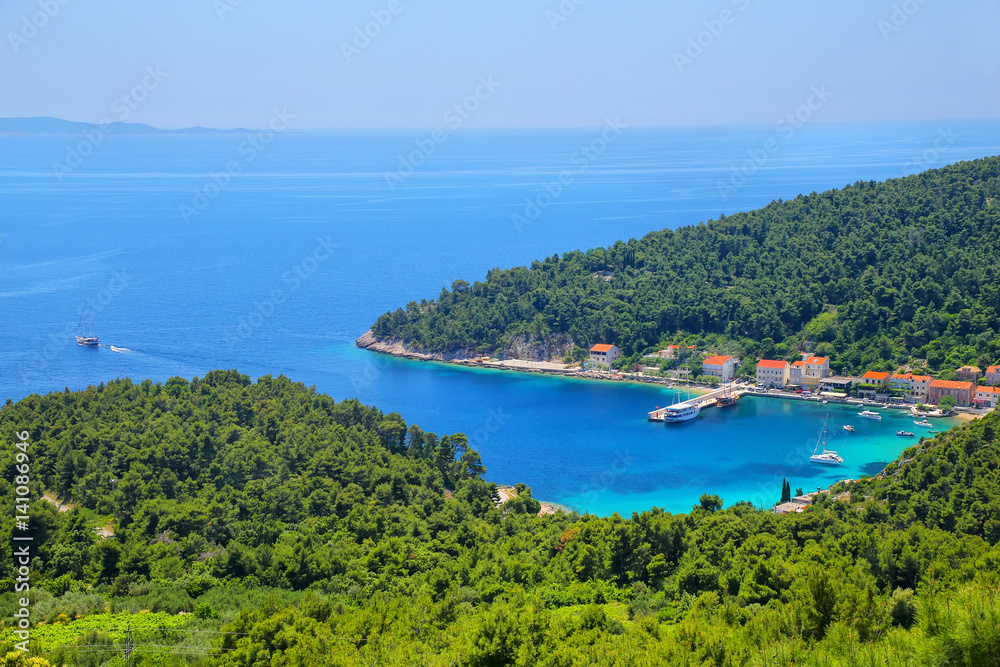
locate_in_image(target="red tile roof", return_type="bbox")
[757,359,789,369]
[862,371,891,381]
[804,357,829,365]
[590,344,615,353]
[930,379,975,390]
[976,386,1000,394]
[791,360,806,367]
[988,366,1000,374]
[703,355,732,366]
[891,373,912,380]
[910,375,932,382]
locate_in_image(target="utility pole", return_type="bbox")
[125,624,134,667]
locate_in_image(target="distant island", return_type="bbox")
[361,156,1000,382]
[0,116,254,135]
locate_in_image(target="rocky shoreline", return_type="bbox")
[355,330,709,391]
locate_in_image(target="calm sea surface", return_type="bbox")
[2,121,997,514]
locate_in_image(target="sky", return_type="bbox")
[1,0,997,130]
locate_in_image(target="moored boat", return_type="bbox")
[810,414,844,465]
[896,430,915,437]
[914,419,933,427]
[858,409,882,420]
[662,401,701,423]
[843,424,855,432]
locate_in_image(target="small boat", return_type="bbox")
[858,410,882,420]
[914,419,933,427]
[76,312,99,347]
[896,430,915,437]
[843,425,855,432]
[716,395,738,407]
[811,414,844,465]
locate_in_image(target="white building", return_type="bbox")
[589,344,621,367]
[702,355,735,382]
[656,345,680,359]
[756,359,790,388]
[976,385,1000,408]
[789,360,805,385]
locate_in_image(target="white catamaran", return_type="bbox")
[810,414,844,465]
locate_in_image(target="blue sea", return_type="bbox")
[2,120,997,514]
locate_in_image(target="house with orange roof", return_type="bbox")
[589,343,621,367]
[702,354,735,382]
[800,356,830,388]
[908,375,932,402]
[891,373,928,403]
[986,365,1000,386]
[789,360,805,385]
[975,385,1000,409]
[655,344,681,360]
[756,359,790,388]
[928,379,975,407]
[861,371,891,383]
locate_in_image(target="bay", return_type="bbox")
[0,121,994,513]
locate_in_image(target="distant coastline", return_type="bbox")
[0,116,255,135]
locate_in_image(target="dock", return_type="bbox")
[648,386,746,421]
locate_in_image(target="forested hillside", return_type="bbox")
[3,373,1000,664]
[369,156,1000,374]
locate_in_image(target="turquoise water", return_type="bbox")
[0,122,991,514]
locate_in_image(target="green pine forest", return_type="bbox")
[370,156,1000,375]
[3,372,1000,665]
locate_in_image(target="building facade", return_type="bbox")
[800,356,831,388]
[702,355,735,383]
[955,366,983,383]
[928,379,975,407]
[858,371,890,399]
[789,360,805,385]
[975,385,1000,409]
[589,344,621,367]
[986,365,1000,385]
[756,359,790,388]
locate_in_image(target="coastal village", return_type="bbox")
[584,342,1000,413]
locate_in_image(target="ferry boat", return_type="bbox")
[843,424,855,432]
[810,415,844,465]
[662,401,701,423]
[716,395,738,407]
[896,430,915,437]
[914,419,933,427]
[858,409,882,420]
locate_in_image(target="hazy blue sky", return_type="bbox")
[2,0,997,129]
